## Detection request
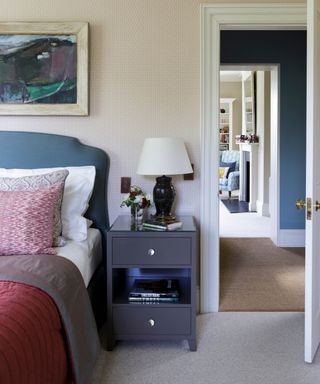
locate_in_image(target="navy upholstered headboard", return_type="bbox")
[0,131,109,231]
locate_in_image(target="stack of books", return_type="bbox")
[128,279,180,302]
[142,219,182,231]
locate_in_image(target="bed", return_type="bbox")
[0,131,110,384]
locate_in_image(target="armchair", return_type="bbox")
[219,150,240,198]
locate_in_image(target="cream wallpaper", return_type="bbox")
[0,0,305,223]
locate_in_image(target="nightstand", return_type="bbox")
[106,215,197,351]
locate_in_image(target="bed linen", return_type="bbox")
[0,131,110,384]
[0,166,96,242]
[56,228,102,287]
[0,254,100,384]
[0,281,69,384]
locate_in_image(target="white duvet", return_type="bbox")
[56,228,102,287]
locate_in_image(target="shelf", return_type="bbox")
[220,98,235,150]
[113,275,191,306]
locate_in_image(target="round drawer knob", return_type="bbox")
[148,319,155,327]
[147,248,155,256]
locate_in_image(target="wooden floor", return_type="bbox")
[219,238,305,312]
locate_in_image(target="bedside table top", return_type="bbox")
[109,215,196,232]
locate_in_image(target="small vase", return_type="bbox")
[131,205,145,223]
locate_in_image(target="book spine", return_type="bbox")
[166,222,182,230]
[142,222,182,230]
[129,292,179,298]
[128,297,179,302]
[142,224,167,230]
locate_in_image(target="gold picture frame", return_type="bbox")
[0,22,88,115]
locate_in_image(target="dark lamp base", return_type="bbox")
[153,175,176,219]
[152,213,176,222]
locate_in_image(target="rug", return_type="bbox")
[220,238,305,311]
[221,198,250,213]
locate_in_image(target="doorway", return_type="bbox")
[219,66,272,238]
[219,30,306,311]
[200,4,307,313]
[218,65,304,312]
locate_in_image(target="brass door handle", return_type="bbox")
[296,199,306,210]
[296,198,320,211]
[296,198,314,220]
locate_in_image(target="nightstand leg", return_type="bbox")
[188,338,197,351]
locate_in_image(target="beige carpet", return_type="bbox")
[219,238,305,311]
[91,313,320,384]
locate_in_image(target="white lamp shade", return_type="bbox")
[137,137,193,176]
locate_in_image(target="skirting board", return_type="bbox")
[278,229,305,247]
[256,201,270,217]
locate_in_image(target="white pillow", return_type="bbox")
[0,166,96,241]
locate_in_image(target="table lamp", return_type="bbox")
[137,137,193,220]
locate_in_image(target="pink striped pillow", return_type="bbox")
[0,170,69,247]
[0,183,64,256]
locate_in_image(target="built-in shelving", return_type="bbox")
[219,98,235,151]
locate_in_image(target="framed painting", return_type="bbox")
[0,22,88,115]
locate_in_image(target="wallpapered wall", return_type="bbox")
[0,0,305,224]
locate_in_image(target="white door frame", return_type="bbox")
[200,3,307,312]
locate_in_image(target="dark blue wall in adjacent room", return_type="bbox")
[221,30,306,229]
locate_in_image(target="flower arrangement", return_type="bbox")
[121,185,152,209]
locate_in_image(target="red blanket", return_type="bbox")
[0,281,69,384]
[0,254,100,384]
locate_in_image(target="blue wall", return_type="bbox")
[221,31,306,229]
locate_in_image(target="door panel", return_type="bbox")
[305,0,320,363]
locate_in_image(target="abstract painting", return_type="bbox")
[0,35,77,104]
[0,22,88,115]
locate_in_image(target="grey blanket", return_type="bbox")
[0,254,100,384]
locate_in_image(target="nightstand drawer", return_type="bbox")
[113,307,191,336]
[112,237,191,265]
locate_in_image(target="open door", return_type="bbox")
[305,0,320,363]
